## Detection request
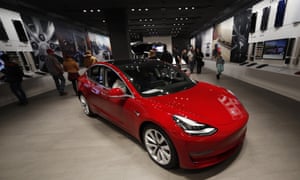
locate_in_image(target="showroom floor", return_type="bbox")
[0,68,300,180]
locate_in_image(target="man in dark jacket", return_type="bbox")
[1,54,28,105]
[160,45,173,64]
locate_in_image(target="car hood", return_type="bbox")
[147,82,248,125]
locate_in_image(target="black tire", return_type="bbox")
[79,95,94,116]
[143,124,178,169]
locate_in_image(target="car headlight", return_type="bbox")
[173,115,217,136]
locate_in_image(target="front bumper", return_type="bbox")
[172,125,247,169]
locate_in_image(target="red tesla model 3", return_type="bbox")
[77,59,248,169]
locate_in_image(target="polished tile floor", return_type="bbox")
[0,68,300,180]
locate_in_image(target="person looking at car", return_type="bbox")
[160,45,173,64]
[63,54,80,95]
[83,50,97,68]
[45,49,67,96]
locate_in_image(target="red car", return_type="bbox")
[77,59,248,169]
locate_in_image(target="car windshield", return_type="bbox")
[117,61,195,97]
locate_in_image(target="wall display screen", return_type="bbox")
[250,12,257,33]
[12,20,28,42]
[263,39,288,60]
[274,0,286,27]
[0,19,9,41]
[260,7,270,31]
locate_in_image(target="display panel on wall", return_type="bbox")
[87,32,112,61]
[260,6,270,31]
[231,9,251,63]
[12,20,28,42]
[263,39,288,60]
[0,19,9,41]
[274,0,287,27]
[250,12,257,33]
[22,15,61,70]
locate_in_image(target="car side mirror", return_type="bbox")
[108,88,126,97]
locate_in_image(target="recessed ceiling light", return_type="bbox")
[149,19,152,21]
[180,18,183,20]
[144,19,147,21]
[145,8,149,11]
[131,8,135,11]
[139,19,142,22]
[90,9,94,12]
[97,9,101,12]
[175,18,178,20]
[102,20,106,23]
[178,7,182,10]
[83,9,87,13]
[185,7,188,10]
[192,7,195,10]
[138,8,142,11]
[185,17,188,20]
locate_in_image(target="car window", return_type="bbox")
[87,66,103,84]
[103,67,130,94]
[120,62,195,97]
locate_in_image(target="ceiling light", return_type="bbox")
[192,7,195,10]
[149,19,152,21]
[185,7,188,10]
[90,9,94,12]
[144,19,147,21]
[178,7,182,10]
[97,9,101,12]
[175,18,178,20]
[102,20,106,23]
[180,18,183,20]
[138,8,142,11]
[131,8,135,11]
[185,17,188,20]
[83,9,87,13]
[139,19,142,22]
[145,8,149,11]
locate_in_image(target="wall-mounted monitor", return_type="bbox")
[274,0,286,27]
[12,20,28,42]
[0,19,9,41]
[263,39,288,60]
[250,12,257,33]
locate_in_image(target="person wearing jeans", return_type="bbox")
[44,49,67,96]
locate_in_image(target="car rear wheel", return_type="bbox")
[143,124,178,169]
[79,95,93,116]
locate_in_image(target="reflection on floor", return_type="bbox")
[0,68,300,180]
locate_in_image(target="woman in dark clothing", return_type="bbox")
[195,48,204,74]
[1,54,28,105]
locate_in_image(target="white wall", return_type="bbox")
[0,8,32,51]
[143,36,172,53]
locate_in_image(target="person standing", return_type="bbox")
[63,55,80,95]
[172,46,181,69]
[83,50,97,68]
[160,45,173,64]
[44,49,67,96]
[1,54,28,105]
[187,47,195,73]
[195,48,204,74]
[216,52,225,79]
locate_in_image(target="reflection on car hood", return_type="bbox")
[147,82,248,125]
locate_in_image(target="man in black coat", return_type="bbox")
[1,54,28,105]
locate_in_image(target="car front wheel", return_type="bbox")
[79,95,93,116]
[143,124,178,169]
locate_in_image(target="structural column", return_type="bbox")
[105,8,131,60]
